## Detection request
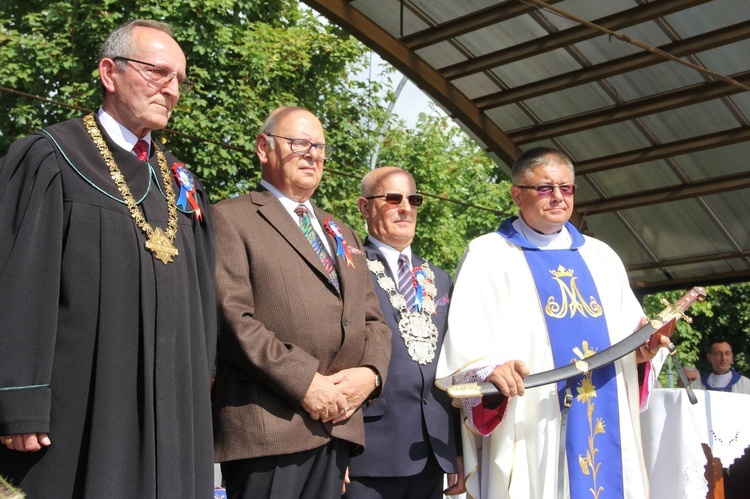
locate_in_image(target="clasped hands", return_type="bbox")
[301,367,376,424]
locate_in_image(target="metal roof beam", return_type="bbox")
[401,0,565,50]
[576,173,750,216]
[574,127,750,175]
[441,0,710,80]
[631,268,750,293]
[509,71,750,143]
[475,21,750,109]
[628,250,750,273]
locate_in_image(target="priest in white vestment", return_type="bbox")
[436,147,668,499]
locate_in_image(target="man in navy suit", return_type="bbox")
[345,166,465,498]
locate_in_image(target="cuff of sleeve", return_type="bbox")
[0,385,51,435]
[472,397,509,436]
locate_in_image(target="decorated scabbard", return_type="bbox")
[447,286,707,399]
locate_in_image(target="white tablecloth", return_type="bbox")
[641,388,750,499]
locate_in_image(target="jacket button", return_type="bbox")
[343,319,350,327]
[423,398,429,405]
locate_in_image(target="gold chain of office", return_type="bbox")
[83,113,179,264]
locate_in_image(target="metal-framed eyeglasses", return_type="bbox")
[515,184,576,196]
[113,57,194,94]
[364,193,424,207]
[265,133,334,160]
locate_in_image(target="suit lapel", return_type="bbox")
[253,190,333,287]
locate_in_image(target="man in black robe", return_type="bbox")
[0,19,216,498]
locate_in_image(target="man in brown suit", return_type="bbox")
[212,106,392,498]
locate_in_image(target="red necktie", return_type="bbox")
[133,139,149,161]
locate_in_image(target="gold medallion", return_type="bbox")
[145,227,179,264]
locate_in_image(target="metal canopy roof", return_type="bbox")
[305,0,750,295]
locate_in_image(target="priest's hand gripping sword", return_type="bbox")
[447,286,707,404]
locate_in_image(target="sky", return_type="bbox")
[360,51,445,129]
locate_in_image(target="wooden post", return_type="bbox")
[703,443,724,499]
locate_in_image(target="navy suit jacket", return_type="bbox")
[348,239,459,477]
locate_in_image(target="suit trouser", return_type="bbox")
[221,439,349,499]
[344,452,444,499]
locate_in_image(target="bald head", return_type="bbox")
[256,106,326,202]
[359,167,419,252]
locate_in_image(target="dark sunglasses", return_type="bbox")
[365,193,424,207]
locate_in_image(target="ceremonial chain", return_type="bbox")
[83,113,179,264]
[367,259,439,364]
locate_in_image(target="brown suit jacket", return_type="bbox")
[212,187,391,462]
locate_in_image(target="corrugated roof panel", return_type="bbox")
[583,212,653,265]
[518,81,613,122]
[637,101,740,143]
[622,199,736,259]
[350,0,429,37]
[727,92,750,123]
[452,73,505,101]
[604,62,704,101]
[556,121,653,160]
[411,0,499,24]
[485,104,537,131]
[697,40,750,75]
[490,52,583,89]
[704,190,750,248]
[456,14,550,58]
[664,0,750,36]
[416,41,473,69]
[571,26,668,65]
[538,0,633,31]
[677,144,750,180]
[588,160,681,197]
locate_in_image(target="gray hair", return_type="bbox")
[99,19,175,68]
[511,146,575,184]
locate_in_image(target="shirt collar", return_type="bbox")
[97,108,152,155]
[260,179,317,222]
[369,237,412,277]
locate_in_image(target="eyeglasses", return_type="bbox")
[265,133,334,159]
[113,57,194,94]
[365,193,424,207]
[515,184,576,196]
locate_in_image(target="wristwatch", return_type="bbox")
[373,371,382,388]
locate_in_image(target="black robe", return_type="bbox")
[0,116,216,498]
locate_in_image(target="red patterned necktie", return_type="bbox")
[397,253,416,312]
[133,139,149,161]
[294,205,340,292]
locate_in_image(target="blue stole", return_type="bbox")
[498,218,624,499]
[700,370,742,392]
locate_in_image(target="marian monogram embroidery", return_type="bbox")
[545,265,603,319]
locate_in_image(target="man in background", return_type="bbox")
[211,106,391,498]
[691,338,750,394]
[345,166,464,498]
